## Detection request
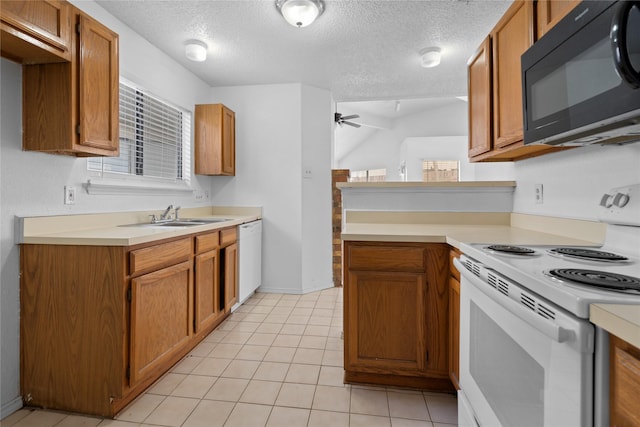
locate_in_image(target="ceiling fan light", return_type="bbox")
[277,0,324,28]
[185,40,208,62]
[420,47,441,68]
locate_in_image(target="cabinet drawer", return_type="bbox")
[195,231,220,254]
[347,244,425,272]
[130,238,192,276]
[220,227,237,247]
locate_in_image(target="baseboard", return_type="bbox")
[257,282,335,295]
[1,396,23,420]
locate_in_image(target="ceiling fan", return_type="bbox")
[334,112,361,128]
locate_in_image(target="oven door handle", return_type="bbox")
[455,258,572,344]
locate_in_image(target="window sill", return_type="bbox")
[84,178,193,196]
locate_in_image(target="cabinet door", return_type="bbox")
[221,106,235,175]
[0,0,71,62]
[536,0,580,38]
[491,0,534,149]
[195,249,223,333]
[468,36,492,158]
[345,270,427,374]
[448,275,460,389]
[610,335,640,427]
[130,260,193,385]
[223,242,238,311]
[77,12,119,153]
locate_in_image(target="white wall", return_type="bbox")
[513,142,640,220]
[338,100,491,181]
[301,85,333,293]
[0,0,213,416]
[401,136,514,181]
[203,84,334,294]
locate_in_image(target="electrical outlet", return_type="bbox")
[64,186,76,205]
[534,184,543,204]
[303,168,312,179]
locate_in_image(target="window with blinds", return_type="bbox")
[422,160,459,182]
[349,168,386,182]
[88,80,191,183]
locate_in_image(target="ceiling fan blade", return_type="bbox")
[343,121,361,128]
[340,114,360,121]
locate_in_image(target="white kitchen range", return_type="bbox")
[455,184,640,427]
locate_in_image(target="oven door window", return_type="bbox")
[470,301,544,426]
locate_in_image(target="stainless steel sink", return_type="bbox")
[119,218,231,228]
[179,218,231,223]
[159,220,206,226]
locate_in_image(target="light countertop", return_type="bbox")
[591,304,640,349]
[341,211,606,248]
[17,206,261,247]
[337,181,517,189]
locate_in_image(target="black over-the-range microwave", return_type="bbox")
[521,0,640,146]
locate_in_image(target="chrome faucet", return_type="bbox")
[159,204,174,220]
[174,206,181,220]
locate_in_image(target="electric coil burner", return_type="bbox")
[484,245,536,255]
[548,247,630,263]
[546,268,640,294]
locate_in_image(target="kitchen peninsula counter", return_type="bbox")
[17,206,261,246]
[341,211,606,248]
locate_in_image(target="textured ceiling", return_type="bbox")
[95,0,511,102]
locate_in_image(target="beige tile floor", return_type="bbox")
[2,287,458,427]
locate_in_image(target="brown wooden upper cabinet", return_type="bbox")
[195,104,236,176]
[22,8,119,156]
[467,0,568,162]
[536,0,581,39]
[0,0,72,63]
[2,1,120,157]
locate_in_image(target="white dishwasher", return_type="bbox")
[233,219,262,311]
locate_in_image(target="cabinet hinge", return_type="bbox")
[76,23,81,34]
[76,124,81,136]
[126,287,132,302]
[126,365,130,380]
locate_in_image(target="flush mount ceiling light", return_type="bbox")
[419,47,442,68]
[185,40,208,62]
[276,0,324,28]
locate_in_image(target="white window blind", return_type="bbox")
[422,160,459,182]
[88,80,191,183]
[349,168,386,182]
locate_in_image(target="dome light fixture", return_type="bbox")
[185,40,208,62]
[419,47,442,68]
[276,0,324,28]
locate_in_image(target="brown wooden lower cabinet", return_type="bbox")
[610,334,640,427]
[130,260,194,386]
[343,241,453,392]
[20,226,238,417]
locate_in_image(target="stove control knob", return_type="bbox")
[613,192,630,208]
[600,193,614,208]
